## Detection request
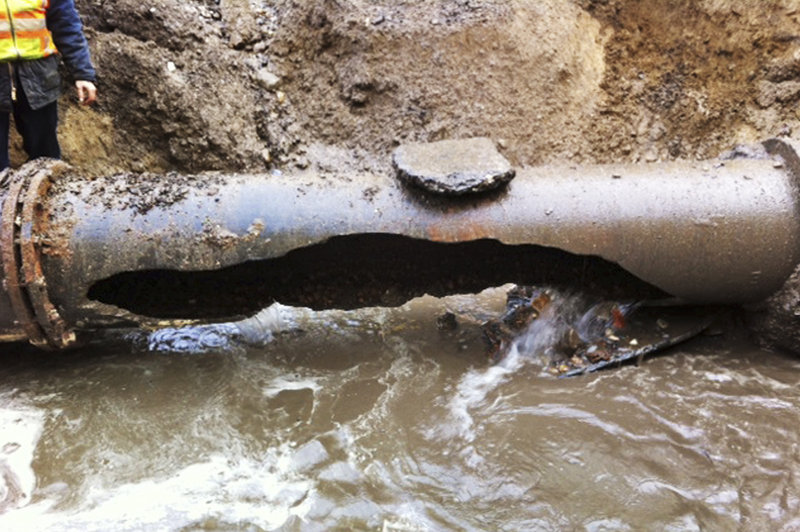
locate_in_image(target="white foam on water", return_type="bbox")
[0,444,318,532]
[703,371,734,383]
[378,501,453,532]
[448,345,525,442]
[585,517,634,532]
[262,376,323,398]
[0,402,45,514]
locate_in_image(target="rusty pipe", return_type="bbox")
[2,139,799,348]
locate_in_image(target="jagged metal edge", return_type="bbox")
[559,314,717,378]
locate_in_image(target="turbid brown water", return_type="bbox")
[1,289,799,530]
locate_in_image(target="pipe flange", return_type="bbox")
[763,138,800,180]
[0,162,74,349]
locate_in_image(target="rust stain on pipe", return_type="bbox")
[2,140,800,348]
[0,163,74,348]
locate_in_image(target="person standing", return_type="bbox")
[0,0,96,170]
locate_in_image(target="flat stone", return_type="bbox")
[254,68,281,90]
[392,137,515,196]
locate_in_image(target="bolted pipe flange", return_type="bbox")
[0,161,75,349]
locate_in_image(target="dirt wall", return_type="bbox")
[50,0,800,175]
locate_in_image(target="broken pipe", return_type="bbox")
[2,138,799,349]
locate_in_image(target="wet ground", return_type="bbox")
[1,290,799,530]
[55,1,800,176]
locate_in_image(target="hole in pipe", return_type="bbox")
[87,234,668,320]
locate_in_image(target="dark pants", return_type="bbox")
[0,76,59,170]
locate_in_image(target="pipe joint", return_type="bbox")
[0,161,74,349]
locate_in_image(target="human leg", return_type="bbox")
[0,111,10,170]
[12,80,60,163]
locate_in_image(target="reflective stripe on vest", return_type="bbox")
[0,0,57,62]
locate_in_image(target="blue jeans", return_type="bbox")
[0,75,59,170]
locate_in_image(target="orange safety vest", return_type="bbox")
[0,0,57,62]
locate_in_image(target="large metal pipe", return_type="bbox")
[2,139,799,348]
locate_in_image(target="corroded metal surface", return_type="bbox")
[1,166,46,345]
[2,141,800,347]
[0,179,28,343]
[0,162,74,348]
[41,146,800,326]
[19,165,75,348]
[51,151,798,301]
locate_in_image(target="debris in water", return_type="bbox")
[482,285,717,376]
[482,285,552,361]
[436,311,459,331]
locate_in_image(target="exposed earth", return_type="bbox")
[45,0,800,176]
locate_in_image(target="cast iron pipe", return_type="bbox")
[1,139,799,348]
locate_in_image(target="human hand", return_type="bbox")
[75,80,97,106]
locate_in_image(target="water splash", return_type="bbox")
[445,290,586,463]
[135,304,295,353]
[511,290,588,362]
[447,289,640,453]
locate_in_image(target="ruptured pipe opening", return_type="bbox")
[87,234,668,321]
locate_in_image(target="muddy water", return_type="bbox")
[1,289,800,530]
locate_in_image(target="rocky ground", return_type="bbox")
[36,0,800,176]
[30,0,800,351]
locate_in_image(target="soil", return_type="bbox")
[747,265,800,352]
[43,0,800,176]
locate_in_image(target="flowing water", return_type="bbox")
[1,288,800,531]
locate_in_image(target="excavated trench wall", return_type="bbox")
[58,0,800,175]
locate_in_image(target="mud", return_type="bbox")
[747,263,800,352]
[47,1,800,177]
[392,137,515,195]
[75,171,226,214]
